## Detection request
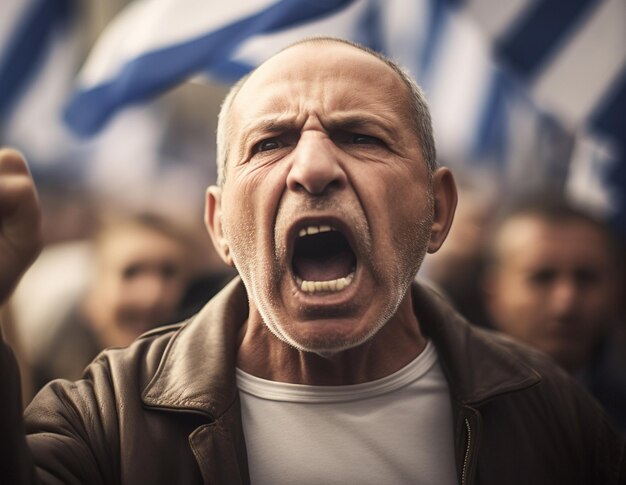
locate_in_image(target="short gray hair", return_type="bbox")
[215,37,437,185]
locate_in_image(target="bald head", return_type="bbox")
[215,37,436,185]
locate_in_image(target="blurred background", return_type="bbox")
[1,0,625,405]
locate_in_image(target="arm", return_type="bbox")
[0,148,43,306]
[0,150,120,484]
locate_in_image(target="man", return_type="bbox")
[0,38,624,484]
[30,213,194,390]
[482,196,626,433]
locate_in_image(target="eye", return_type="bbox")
[159,263,179,280]
[122,264,141,280]
[529,268,556,286]
[573,268,601,287]
[253,138,283,153]
[351,133,383,145]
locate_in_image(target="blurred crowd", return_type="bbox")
[0,191,235,403]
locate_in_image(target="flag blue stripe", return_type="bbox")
[590,65,626,143]
[495,0,596,80]
[419,0,449,83]
[470,70,508,165]
[357,1,384,53]
[64,0,357,137]
[606,155,626,237]
[0,0,72,123]
[203,60,256,84]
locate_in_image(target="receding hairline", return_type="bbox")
[234,37,416,118]
[486,204,619,268]
[216,36,436,185]
[93,213,190,254]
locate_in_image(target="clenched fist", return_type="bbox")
[0,148,43,306]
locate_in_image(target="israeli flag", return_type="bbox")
[64,0,365,137]
[0,0,74,127]
[63,0,626,234]
[462,0,626,226]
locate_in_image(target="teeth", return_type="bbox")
[298,225,334,238]
[295,273,355,293]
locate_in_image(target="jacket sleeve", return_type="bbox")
[0,338,38,484]
[1,337,119,484]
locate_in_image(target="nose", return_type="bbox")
[129,272,170,310]
[550,277,579,316]
[286,132,347,194]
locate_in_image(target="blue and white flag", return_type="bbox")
[459,0,626,229]
[64,0,365,137]
[0,0,74,127]
[64,0,626,234]
[0,0,176,210]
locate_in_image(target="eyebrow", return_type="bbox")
[323,114,396,139]
[243,118,299,136]
[241,112,396,140]
[237,117,299,154]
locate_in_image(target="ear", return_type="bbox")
[427,167,458,254]
[205,186,234,267]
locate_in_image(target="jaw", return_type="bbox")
[239,283,423,385]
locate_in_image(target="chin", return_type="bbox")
[279,318,385,357]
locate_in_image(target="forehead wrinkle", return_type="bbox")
[240,113,302,135]
[239,100,404,137]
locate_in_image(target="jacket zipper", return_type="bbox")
[461,417,472,485]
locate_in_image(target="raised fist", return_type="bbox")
[0,148,43,306]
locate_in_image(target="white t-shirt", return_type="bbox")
[236,341,457,485]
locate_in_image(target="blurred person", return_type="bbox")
[0,38,624,484]
[482,195,626,432]
[31,213,194,389]
[85,213,192,347]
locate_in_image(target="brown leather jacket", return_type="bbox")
[2,278,624,484]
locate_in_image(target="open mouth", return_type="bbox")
[292,224,356,294]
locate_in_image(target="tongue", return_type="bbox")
[293,248,354,281]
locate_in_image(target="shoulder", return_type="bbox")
[24,320,186,422]
[413,280,621,436]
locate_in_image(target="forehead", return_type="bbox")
[497,216,611,264]
[98,226,182,261]
[231,42,411,125]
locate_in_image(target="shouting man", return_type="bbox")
[0,38,624,484]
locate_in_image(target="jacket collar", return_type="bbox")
[142,277,247,418]
[142,277,540,417]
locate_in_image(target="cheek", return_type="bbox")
[496,278,544,318]
[362,169,431,237]
[582,287,615,316]
[224,167,286,230]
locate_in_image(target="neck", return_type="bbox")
[236,291,426,385]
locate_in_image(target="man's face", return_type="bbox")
[87,225,190,347]
[485,216,617,371]
[208,43,441,355]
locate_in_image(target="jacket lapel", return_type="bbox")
[413,282,542,485]
[188,395,249,485]
[141,277,250,484]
